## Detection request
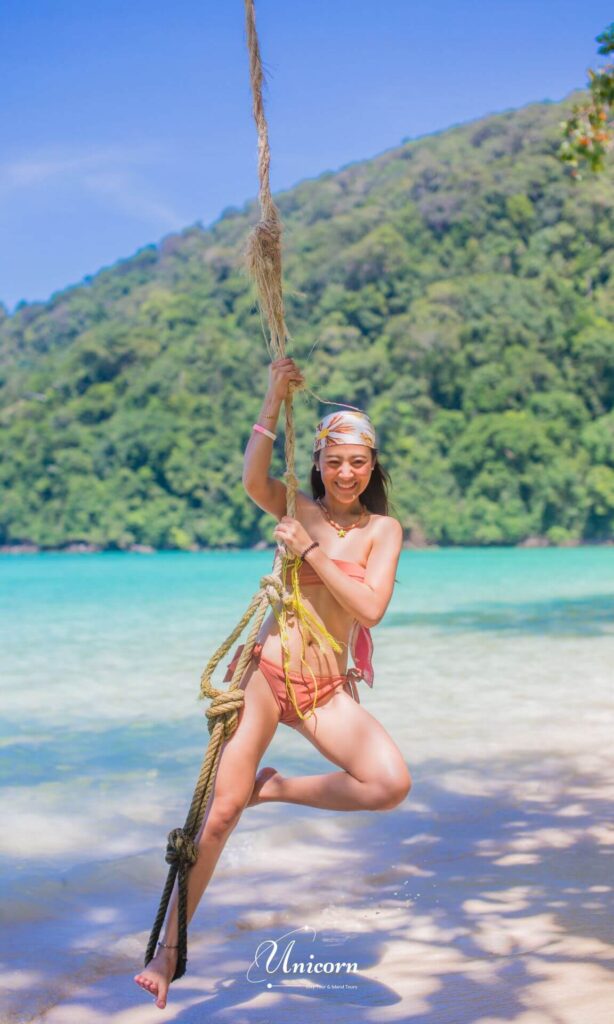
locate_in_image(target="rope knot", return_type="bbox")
[260,572,295,611]
[205,687,245,738]
[165,827,199,869]
[260,572,283,597]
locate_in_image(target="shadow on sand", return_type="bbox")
[3,747,613,1023]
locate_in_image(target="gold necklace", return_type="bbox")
[316,497,369,538]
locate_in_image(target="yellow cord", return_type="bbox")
[270,551,345,721]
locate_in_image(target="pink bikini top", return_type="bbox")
[288,557,367,586]
[283,557,375,688]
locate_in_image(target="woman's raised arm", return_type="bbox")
[242,358,304,520]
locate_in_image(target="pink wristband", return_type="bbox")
[252,423,277,441]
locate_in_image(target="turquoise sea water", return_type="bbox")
[2,545,613,788]
[1,547,613,1018]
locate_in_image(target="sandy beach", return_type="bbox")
[2,745,613,1024]
[1,549,613,1023]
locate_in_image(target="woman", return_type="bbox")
[134,357,411,1009]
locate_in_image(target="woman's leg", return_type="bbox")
[251,688,412,812]
[134,660,281,1008]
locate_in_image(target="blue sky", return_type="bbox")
[1,0,611,311]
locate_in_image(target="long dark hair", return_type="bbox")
[310,450,392,516]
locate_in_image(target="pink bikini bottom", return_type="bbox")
[223,641,358,727]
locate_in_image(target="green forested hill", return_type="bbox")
[1,94,613,549]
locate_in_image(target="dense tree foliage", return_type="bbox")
[1,96,613,549]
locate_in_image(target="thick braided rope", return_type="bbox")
[143,0,299,983]
[243,0,299,518]
[143,566,290,979]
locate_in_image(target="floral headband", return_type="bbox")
[313,410,377,454]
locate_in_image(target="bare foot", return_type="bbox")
[133,943,178,1009]
[247,766,285,807]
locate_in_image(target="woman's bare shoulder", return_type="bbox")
[296,489,319,511]
[366,514,404,559]
[370,513,403,537]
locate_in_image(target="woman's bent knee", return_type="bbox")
[371,767,412,811]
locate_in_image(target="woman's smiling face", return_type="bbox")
[315,444,374,502]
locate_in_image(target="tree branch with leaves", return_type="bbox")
[559,23,614,178]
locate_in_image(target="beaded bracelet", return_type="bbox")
[252,423,277,441]
[299,540,319,562]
